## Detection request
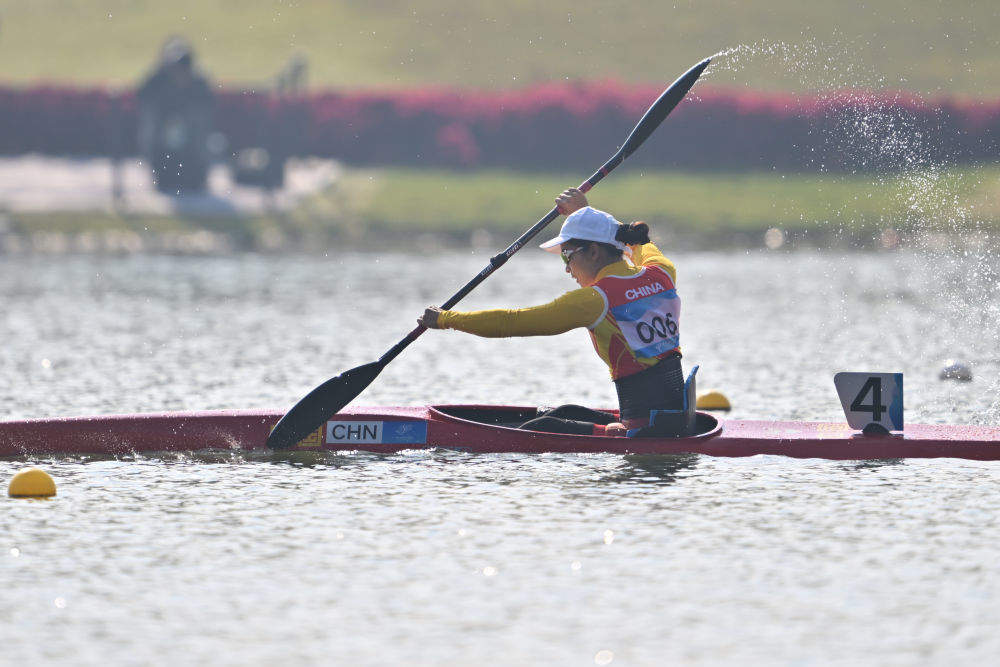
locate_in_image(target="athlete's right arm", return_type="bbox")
[435,287,606,337]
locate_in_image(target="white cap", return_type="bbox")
[539,206,627,253]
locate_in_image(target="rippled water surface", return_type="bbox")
[3,249,1000,665]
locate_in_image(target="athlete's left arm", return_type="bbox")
[436,287,605,338]
[629,242,677,283]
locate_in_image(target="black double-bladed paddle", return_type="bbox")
[267,57,711,449]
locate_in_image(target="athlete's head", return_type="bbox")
[541,207,650,286]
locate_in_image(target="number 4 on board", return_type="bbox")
[834,372,904,433]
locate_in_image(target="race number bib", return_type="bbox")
[610,290,680,359]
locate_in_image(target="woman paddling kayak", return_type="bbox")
[418,187,683,437]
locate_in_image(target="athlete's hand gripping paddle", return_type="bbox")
[267,57,712,449]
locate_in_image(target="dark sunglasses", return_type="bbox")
[560,246,585,265]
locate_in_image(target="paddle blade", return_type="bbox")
[266,361,385,449]
[619,57,711,160]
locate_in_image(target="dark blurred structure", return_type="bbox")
[137,37,214,194]
[230,55,307,189]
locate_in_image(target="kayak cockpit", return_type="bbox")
[429,405,723,440]
[431,405,547,429]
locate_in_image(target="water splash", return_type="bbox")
[708,39,1000,423]
[709,38,887,91]
[707,38,984,236]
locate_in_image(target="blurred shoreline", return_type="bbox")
[2,155,996,255]
[2,218,994,256]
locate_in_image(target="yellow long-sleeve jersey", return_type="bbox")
[437,242,677,338]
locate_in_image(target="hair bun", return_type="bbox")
[615,221,650,245]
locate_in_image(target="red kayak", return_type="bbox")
[2,404,1000,460]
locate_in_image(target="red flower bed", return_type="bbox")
[0,86,136,156]
[1,82,997,171]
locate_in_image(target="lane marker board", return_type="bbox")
[834,372,904,432]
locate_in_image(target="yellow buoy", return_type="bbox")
[8,467,56,498]
[696,389,732,411]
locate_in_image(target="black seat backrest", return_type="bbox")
[683,365,699,436]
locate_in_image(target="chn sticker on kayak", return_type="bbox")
[325,420,428,445]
